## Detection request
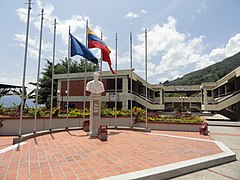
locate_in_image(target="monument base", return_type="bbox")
[89,94,101,138]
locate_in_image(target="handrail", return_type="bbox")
[212,90,240,104]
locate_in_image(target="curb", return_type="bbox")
[12,127,83,145]
[101,133,236,180]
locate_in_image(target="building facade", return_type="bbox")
[54,66,240,120]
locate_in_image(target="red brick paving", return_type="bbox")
[0,130,222,180]
[0,136,16,150]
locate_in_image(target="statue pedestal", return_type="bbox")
[89,94,101,138]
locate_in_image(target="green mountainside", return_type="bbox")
[163,52,240,86]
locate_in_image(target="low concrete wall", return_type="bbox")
[0,117,201,136]
[0,118,79,136]
[136,122,201,132]
[0,117,132,136]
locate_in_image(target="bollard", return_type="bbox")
[83,120,90,132]
[199,122,208,135]
[98,126,108,141]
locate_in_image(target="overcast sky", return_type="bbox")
[0,0,240,90]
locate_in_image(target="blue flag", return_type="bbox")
[70,33,98,65]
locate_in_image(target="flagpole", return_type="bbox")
[49,18,57,131]
[19,0,32,142]
[66,26,71,130]
[130,31,133,127]
[115,33,118,128]
[83,20,88,122]
[100,32,103,81]
[145,28,148,129]
[34,8,44,133]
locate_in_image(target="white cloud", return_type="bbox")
[141,9,148,14]
[121,16,240,82]
[16,8,27,23]
[14,33,53,60]
[196,2,207,14]
[15,0,105,64]
[125,12,139,19]
[125,9,148,19]
[188,2,207,23]
[209,33,240,62]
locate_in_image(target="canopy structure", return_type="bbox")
[0,83,22,98]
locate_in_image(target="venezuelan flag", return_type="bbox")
[88,27,115,74]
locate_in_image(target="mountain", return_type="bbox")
[0,95,34,108]
[163,52,240,86]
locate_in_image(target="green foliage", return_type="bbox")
[118,109,130,117]
[26,107,49,117]
[101,108,130,117]
[163,52,240,85]
[69,108,82,117]
[11,88,35,110]
[101,108,114,116]
[83,108,90,117]
[147,114,203,123]
[35,58,98,108]
[132,107,146,121]
[0,104,4,114]
[52,107,60,117]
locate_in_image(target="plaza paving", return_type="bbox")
[0,128,237,180]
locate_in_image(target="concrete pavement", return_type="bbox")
[173,126,240,180]
[0,121,239,179]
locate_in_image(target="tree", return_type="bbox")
[12,87,35,110]
[37,58,98,108]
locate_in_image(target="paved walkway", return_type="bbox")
[174,126,240,180]
[0,129,223,180]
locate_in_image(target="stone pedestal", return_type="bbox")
[89,94,101,138]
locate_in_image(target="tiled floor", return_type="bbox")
[0,130,222,180]
[0,136,15,150]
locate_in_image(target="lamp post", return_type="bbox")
[57,90,60,107]
[57,89,67,109]
[64,90,68,109]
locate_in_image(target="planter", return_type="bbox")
[136,121,202,132]
[0,116,204,135]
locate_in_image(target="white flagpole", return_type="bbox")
[83,20,88,122]
[34,8,44,134]
[130,31,133,127]
[19,0,32,141]
[66,26,71,129]
[49,18,57,131]
[115,33,118,128]
[100,32,103,81]
[145,28,148,129]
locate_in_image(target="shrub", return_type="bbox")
[69,108,82,117]
[52,107,60,117]
[147,113,203,123]
[0,104,4,114]
[118,109,130,117]
[101,108,113,116]
[133,107,145,121]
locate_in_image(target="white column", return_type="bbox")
[89,94,101,137]
[122,76,128,110]
[203,89,207,107]
[159,89,163,105]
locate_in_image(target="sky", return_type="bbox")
[0,0,240,91]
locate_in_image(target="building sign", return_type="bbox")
[175,86,187,91]
[93,101,99,115]
[109,93,117,101]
